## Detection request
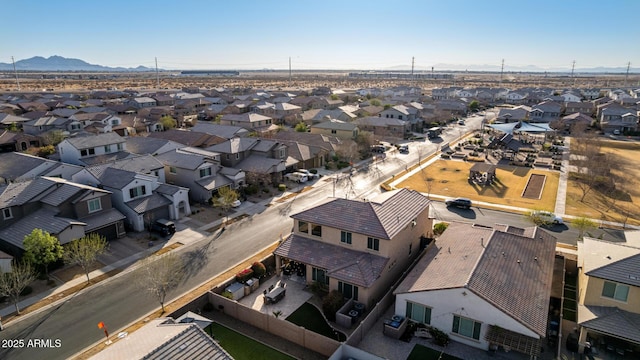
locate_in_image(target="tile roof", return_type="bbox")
[275,234,388,287]
[206,137,258,154]
[313,119,358,131]
[0,208,86,249]
[155,183,185,196]
[87,154,164,175]
[91,167,137,189]
[147,129,225,147]
[235,155,283,173]
[189,123,249,139]
[585,253,640,287]
[79,151,136,166]
[0,152,50,181]
[578,305,640,343]
[221,112,272,123]
[291,189,430,240]
[126,193,171,214]
[64,132,125,150]
[155,150,207,171]
[196,174,232,191]
[395,222,556,337]
[82,208,126,232]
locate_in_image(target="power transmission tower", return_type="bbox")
[155,57,160,89]
[499,59,504,88]
[624,61,631,88]
[12,56,20,91]
[288,57,291,87]
[571,60,576,86]
[411,56,415,84]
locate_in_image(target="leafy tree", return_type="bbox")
[294,122,308,132]
[251,261,266,278]
[212,186,240,222]
[0,260,37,315]
[433,222,448,236]
[383,104,392,110]
[370,99,381,106]
[469,100,480,112]
[572,217,597,239]
[137,253,184,313]
[64,233,109,284]
[330,94,339,100]
[8,122,18,132]
[525,210,551,226]
[23,229,64,277]
[159,115,177,130]
[213,114,222,124]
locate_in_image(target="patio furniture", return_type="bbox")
[264,286,286,304]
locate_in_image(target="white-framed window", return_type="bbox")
[311,224,322,237]
[406,301,431,324]
[338,281,359,301]
[81,148,95,156]
[129,185,146,199]
[340,231,352,244]
[367,237,379,251]
[169,166,177,174]
[2,207,13,220]
[199,167,212,178]
[235,153,240,160]
[602,281,629,302]
[87,198,102,213]
[452,315,481,340]
[104,145,111,153]
[117,143,123,151]
[298,221,308,233]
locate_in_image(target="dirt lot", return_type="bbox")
[398,159,559,211]
[565,140,640,225]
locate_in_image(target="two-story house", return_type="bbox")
[310,119,359,140]
[529,100,562,123]
[576,234,640,354]
[0,177,126,256]
[352,116,408,139]
[0,152,83,185]
[206,137,288,183]
[219,113,274,132]
[564,102,595,116]
[22,116,72,135]
[496,106,530,123]
[274,189,432,308]
[599,104,638,133]
[57,132,129,166]
[156,148,244,204]
[394,222,556,358]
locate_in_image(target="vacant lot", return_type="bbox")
[565,140,640,225]
[398,159,559,211]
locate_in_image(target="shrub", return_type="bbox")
[235,268,254,283]
[278,184,286,191]
[433,222,449,236]
[262,188,270,194]
[251,262,266,278]
[244,185,259,195]
[430,327,450,346]
[309,169,318,174]
[322,290,345,321]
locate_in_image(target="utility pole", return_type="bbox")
[499,59,504,88]
[411,56,415,83]
[288,57,291,87]
[155,57,160,89]
[11,56,20,91]
[571,60,576,87]
[624,61,631,88]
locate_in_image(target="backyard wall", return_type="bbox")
[207,291,341,357]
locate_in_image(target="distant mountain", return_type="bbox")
[0,56,155,72]
[383,63,640,73]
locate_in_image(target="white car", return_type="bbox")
[295,169,319,179]
[531,211,563,225]
[284,172,308,183]
[231,200,241,208]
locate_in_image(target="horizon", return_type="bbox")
[3,0,640,72]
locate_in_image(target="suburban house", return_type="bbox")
[0,176,126,256]
[310,119,359,140]
[147,129,226,148]
[352,116,409,139]
[504,91,528,104]
[496,106,530,123]
[156,148,244,204]
[22,116,72,135]
[129,97,157,109]
[57,132,129,166]
[125,137,183,156]
[274,102,303,125]
[274,189,432,308]
[189,123,250,139]
[558,113,593,131]
[581,88,602,100]
[0,130,42,153]
[73,167,189,232]
[560,92,582,103]
[0,152,83,184]
[564,102,595,116]
[69,112,122,133]
[529,101,562,122]
[599,104,638,133]
[302,109,357,124]
[269,138,329,171]
[394,222,556,358]
[219,113,274,131]
[576,234,640,354]
[206,137,288,183]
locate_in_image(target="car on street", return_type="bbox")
[371,145,386,153]
[445,197,473,209]
[231,199,241,208]
[531,210,563,225]
[399,145,410,154]
[457,119,465,125]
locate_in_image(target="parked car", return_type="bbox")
[445,197,472,209]
[295,169,319,179]
[531,210,563,225]
[457,119,465,125]
[151,219,176,236]
[399,145,409,154]
[371,145,386,153]
[284,172,308,183]
[231,199,241,208]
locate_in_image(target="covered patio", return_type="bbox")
[576,305,640,358]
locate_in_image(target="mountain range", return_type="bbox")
[0,56,155,72]
[0,56,637,73]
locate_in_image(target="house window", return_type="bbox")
[111,119,118,125]
[169,167,177,174]
[340,231,352,244]
[226,154,230,160]
[235,153,240,160]
[117,143,123,151]
[406,301,431,325]
[2,207,13,220]
[367,237,379,251]
[104,145,111,153]
[331,130,337,134]
[398,115,403,120]
[602,281,629,302]
[88,148,95,155]
[199,167,212,178]
[452,315,481,340]
[87,198,102,213]
[129,185,146,199]
[279,149,285,158]
[312,267,329,285]
[409,243,412,255]
[81,149,88,156]
[298,221,308,233]
[311,224,322,237]
[338,281,359,301]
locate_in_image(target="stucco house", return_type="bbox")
[57,132,128,166]
[394,222,556,358]
[575,234,640,354]
[529,101,562,123]
[219,113,274,131]
[0,152,83,185]
[310,119,359,140]
[274,189,432,308]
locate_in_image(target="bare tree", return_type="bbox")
[572,217,597,239]
[137,253,184,313]
[63,233,109,284]
[0,261,37,315]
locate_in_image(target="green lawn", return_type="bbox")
[407,344,462,360]
[285,302,347,341]
[205,322,295,360]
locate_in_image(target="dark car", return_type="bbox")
[445,197,472,209]
[151,219,176,236]
[399,145,409,154]
[371,145,385,153]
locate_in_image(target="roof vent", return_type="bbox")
[534,257,538,261]
[517,259,521,264]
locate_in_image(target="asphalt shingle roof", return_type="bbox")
[126,193,171,214]
[0,208,86,249]
[64,132,125,150]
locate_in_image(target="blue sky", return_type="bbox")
[4,0,639,71]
